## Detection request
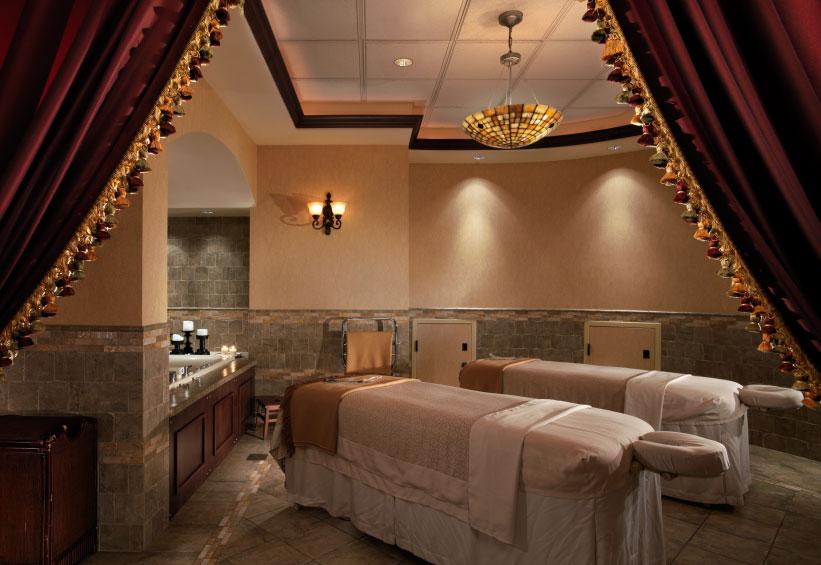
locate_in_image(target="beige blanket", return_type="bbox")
[500,360,645,412]
[458,358,537,393]
[287,376,409,454]
[346,331,393,374]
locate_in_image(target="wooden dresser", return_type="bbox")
[0,415,97,565]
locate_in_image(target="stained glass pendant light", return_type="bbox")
[462,11,562,149]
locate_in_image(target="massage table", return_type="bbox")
[459,359,804,506]
[271,376,728,565]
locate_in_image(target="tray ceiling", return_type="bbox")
[265,0,631,136]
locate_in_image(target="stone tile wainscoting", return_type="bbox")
[0,324,171,551]
[170,308,820,462]
[168,309,411,394]
[168,217,249,308]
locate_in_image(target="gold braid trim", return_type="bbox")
[0,0,242,376]
[589,0,818,406]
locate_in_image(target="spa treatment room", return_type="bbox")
[0,0,818,564]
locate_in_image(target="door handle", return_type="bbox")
[414,340,418,353]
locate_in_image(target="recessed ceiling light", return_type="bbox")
[201,209,215,215]
[393,57,413,67]
[473,154,486,161]
[608,144,621,151]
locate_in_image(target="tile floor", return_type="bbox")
[85,435,821,565]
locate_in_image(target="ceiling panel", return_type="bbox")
[426,106,474,127]
[436,79,509,109]
[562,107,632,124]
[548,1,593,40]
[294,79,361,101]
[366,0,463,40]
[518,79,592,108]
[279,41,359,78]
[570,80,620,108]
[459,0,566,41]
[366,79,436,102]
[264,0,358,40]
[366,41,449,79]
[524,41,605,80]
[446,41,540,79]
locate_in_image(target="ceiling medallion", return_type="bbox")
[462,11,563,150]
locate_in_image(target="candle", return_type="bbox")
[228,345,237,355]
[171,334,183,342]
[182,321,194,332]
[196,328,208,336]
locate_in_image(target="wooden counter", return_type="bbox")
[168,358,256,515]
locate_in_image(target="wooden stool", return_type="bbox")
[256,396,281,441]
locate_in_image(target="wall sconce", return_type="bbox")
[307,192,346,235]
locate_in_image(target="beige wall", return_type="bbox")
[251,146,410,309]
[174,79,257,201]
[409,151,736,313]
[51,153,169,327]
[53,79,251,327]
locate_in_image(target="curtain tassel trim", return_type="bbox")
[583,0,818,407]
[0,0,244,377]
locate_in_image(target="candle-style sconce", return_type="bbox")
[307,193,346,235]
[170,333,184,355]
[195,328,209,355]
[181,321,194,354]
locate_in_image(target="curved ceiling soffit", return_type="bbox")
[167,131,254,210]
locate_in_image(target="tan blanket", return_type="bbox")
[493,359,645,412]
[346,331,393,375]
[458,358,537,393]
[284,376,409,454]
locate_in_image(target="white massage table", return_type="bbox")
[272,378,728,565]
[459,359,804,506]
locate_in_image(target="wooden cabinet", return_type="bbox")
[169,367,254,515]
[0,415,97,565]
[412,319,476,387]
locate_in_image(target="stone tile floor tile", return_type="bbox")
[83,435,821,564]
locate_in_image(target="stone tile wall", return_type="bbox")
[168,309,410,396]
[168,217,249,308]
[169,308,819,462]
[0,324,170,551]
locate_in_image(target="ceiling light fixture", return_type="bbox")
[463,11,562,150]
[393,57,413,67]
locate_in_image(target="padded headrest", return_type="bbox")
[739,384,804,411]
[633,431,729,479]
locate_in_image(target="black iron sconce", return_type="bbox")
[307,192,347,235]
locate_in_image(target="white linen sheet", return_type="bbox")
[283,451,665,565]
[624,371,690,429]
[468,399,589,543]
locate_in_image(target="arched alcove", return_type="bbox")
[167,131,254,211]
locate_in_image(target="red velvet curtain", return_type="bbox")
[610,0,821,367]
[0,0,209,330]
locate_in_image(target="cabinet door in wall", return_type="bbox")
[584,321,661,370]
[412,319,476,387]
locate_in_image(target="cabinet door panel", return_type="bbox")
[175,414,206,490]
[238,378,252,431]
[0,451,44,563]
[213,392,235,457]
